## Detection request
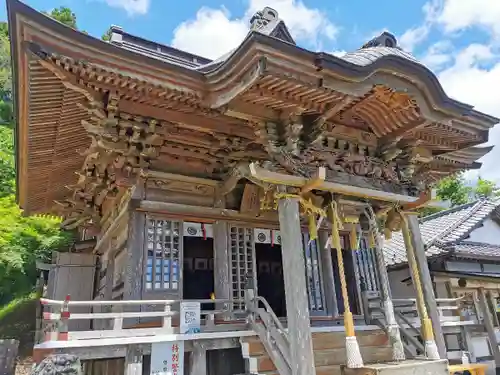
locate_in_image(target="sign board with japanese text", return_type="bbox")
[180,301,201,334]
[150,341,184,375]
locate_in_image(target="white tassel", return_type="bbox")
[346,336,364,368]
[425,340,440,360]
[383,299,405,361]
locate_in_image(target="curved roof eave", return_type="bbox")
[7,0,204,79]
[8,0,499,129]
[201,31,498,126]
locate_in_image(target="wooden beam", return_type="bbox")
[138,200,279,227]
[301,167,326,195]
[321,95,356,122]
[117,100,255,139]
[378,119,432,147]
[249,163,423,204]
[401,190,436,211]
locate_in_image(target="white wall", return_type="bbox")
[467,218,500,245]
[388,268,416,299]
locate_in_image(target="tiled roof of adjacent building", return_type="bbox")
[383,198,500,267]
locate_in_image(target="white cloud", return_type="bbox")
[171,7,248,60]
[438,44,500,182]
[420,40,453,69]
[400,25,429,52]
[398,0,441,51]
[171,0,338,60]
[102,0,150,16]
[436,0,500,36]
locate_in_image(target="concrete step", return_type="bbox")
[251,346,393,372]
[344,359,449,375]
[259,364,342,375]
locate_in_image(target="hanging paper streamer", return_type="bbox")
[369,230,376,249]
[308,214,318,241]
[201,223,207,240]
[350,225,358,251]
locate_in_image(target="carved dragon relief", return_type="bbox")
[254,114,436,196]
[57,93,164,230]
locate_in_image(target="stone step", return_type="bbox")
[343,359,449,375]
[259,364,342,375]
[252,346,393,372]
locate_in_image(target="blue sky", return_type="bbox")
[2,0,500,181]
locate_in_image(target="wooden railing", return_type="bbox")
[247,296,291,375]
[363,291,482,359]
[38,296,248,343]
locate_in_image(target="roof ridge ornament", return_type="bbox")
[361,31,399,50]
[250,7,279,31]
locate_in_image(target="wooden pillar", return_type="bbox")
[124,210,146,301]
[478,288,500,375]
[406,213,447,359]
[319,231,339,317]
[277,195,316,375]
[487,291,500,327]
[189,341,207,375]
[124,182,146,302]
[401,212,440,359]
[213,220,230,314]
[124,346,143,375]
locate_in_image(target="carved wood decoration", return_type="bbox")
[14,17,496,224]
[57,92,164,230]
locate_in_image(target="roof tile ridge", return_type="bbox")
[419,201,477,223]
[429,200,487,247]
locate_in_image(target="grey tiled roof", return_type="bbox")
[451,242,500,259]
[383,199,500,267]
[341,47,421,67]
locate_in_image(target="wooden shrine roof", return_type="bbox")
[7,0,499,226]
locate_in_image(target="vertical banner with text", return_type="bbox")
[150,341,184,375]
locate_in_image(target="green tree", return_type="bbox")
[474,177,500,199]
[102,27,112,42]
[435,173,472,206]
[0,11,81,303]
[43,7,78,29]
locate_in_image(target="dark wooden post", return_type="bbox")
[277,194,315,375]
[478,288,500,375]
[0,339,18,375]
[213,220,230,312]
[318,230,339,317]
[189,341,207,375]
[406,213,447,359]
[124,345,143,375]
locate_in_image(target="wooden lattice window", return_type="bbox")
[145,219,181,291]
[355,237,380,292]
[302,233,326,314]
[229,226,255,310]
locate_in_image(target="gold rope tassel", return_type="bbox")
[330,201,363,368]
[400,211,440,360]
